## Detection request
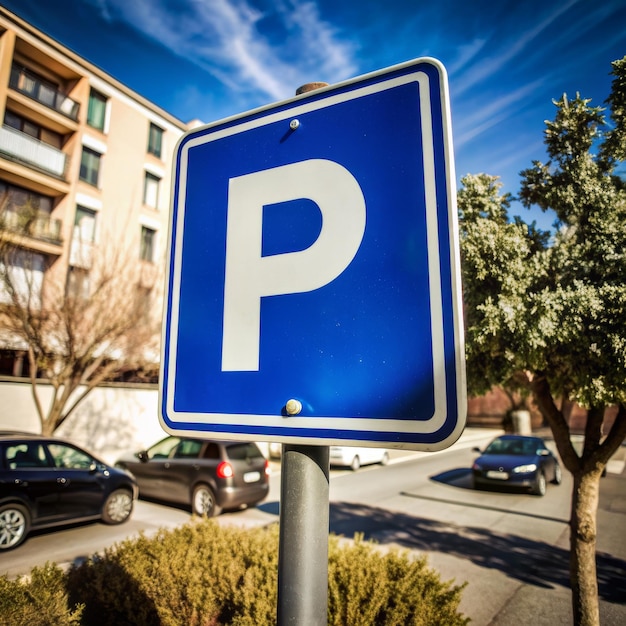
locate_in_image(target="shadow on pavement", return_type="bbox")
[428,467,567,522]
[258,500,280,516]
[328,500,626,604]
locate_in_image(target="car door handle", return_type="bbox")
[14,478,28,486]
[57,477,68,485]
[164,462,170,469]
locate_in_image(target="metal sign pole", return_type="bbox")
[276,81,331,626]
[277,443,330,625]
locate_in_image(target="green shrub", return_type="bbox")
[1,521,468,625]
[0,562,83,625]
[66,521,280,626]
[328,534,468,625]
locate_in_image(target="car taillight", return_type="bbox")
[265,460,271,476]
[217,461,234,478]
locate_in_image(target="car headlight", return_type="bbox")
[512,463,537,474]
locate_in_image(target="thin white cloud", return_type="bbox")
[446,38,488,78]
[453,79,545,147]
[452,0,580,95]
[86,0,357,102]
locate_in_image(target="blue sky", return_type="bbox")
[4,0,626,231]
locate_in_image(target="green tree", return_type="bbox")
[459,56,626,626]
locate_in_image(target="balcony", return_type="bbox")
[10,65,79,121]
[0,125,68,179]
[0,207,63,246]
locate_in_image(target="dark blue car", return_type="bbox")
[0,433,137,550]
[472,435,562,496]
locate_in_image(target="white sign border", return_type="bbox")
[161,59,465,449]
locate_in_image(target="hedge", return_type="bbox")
[0,520,468,625]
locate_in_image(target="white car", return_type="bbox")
[329,446,389,471]
[268,442,282,459]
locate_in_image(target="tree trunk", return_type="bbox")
[529,377,607,626]
[570,469,601,626]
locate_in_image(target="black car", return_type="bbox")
[472,434,562,496]
[116,436,270,517]
[0,433,137,550]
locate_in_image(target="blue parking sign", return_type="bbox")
[161,58,466,450]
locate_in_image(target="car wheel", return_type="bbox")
[380,452,390,466]
[0,503,30,550]
[350,456,361,471]
[552,463,562,485]
[192,484,221,517]
[102,489,134,524]
[532,471,547,496]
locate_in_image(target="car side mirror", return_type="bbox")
[89,462,98,473]
[472,446,481,453]
[538,449,550,456]
[137,451,149,463]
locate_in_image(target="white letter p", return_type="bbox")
[222,159,366,371]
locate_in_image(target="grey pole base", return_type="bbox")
[277,444,330,625]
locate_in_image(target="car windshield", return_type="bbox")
[226,443,263,462]
[484,438,538,456]
[147,437,180,460]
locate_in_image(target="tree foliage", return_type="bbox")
[459,56,626,626]
[517,62,626,411]
[461,57,626,419]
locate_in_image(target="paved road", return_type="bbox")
[3,428,625,625]
[321,434,626,625]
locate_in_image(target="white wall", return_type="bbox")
[0,380,273,462]
[0,380,167,464]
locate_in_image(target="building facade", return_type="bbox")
[0,7,190,378]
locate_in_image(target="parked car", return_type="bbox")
[268,442,282,460]
[330,446,390,471]
[116,436,270,517]
[472,434,562,496]
[0,432,137,551]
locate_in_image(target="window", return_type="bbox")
[140,226,156,262]
[0,182,53,214]
[174,440,203,459]
[11,64,58,108]
[5,111,39,139]
[47,443,94,469]
[147,123,163,158]
[73,206,96,242]
[0,250,45,308]
[147,437,180,460]
[87,89,107,130]
[80,147,101,186]
[143,172,160,209]
[6,443,50,469]
[5,112,62,150]
[0,350,30,377]
[66,266,90,299]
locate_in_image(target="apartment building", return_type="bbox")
[0,7,191,378]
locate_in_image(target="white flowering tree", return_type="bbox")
[458,56,626,626]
